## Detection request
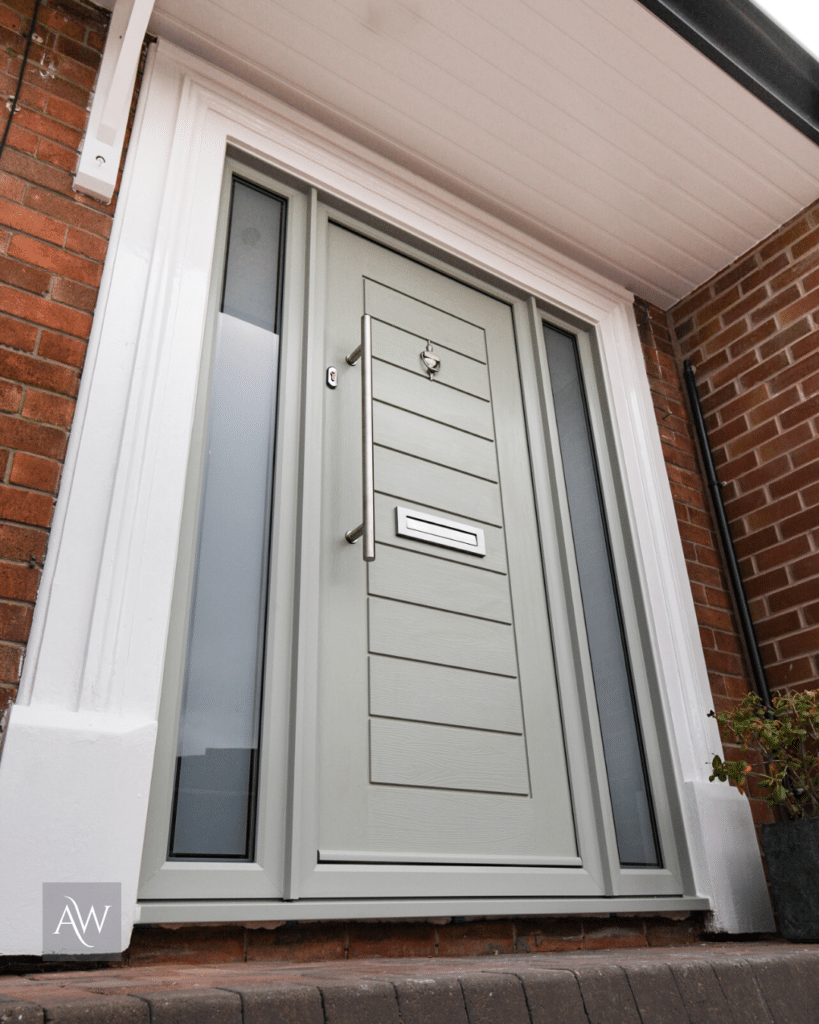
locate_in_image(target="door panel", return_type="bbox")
[369,597,518,675]
[368,656,524,733]
[372,359,495,439]
[366,280,487,361]
[373,321,491,400]
[375,447,503,525]
[304,220,585,896]
[373,402,498,481]
[368,545,513,622]
[369,718,530,795]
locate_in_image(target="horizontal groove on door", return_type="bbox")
[374,401,498,482]
[365,279,487,362]
[371,320,490,400]
[373,360,495,440]
[370,718,530,795]
[369,654,524,733]
[369,545,512,622]
[375,448,503,527]
[374,495,508,573]
[369,596,518,676]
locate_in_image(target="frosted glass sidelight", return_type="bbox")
[222,179,284,332]
[170,178,285,859]
[544,323,659,867]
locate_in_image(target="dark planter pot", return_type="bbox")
[761,817,819,942]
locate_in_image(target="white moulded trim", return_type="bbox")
[0,37,773,954]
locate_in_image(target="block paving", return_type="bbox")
[1,942,818,1024]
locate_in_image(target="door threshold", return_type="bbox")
[136,895,711,924]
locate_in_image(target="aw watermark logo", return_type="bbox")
[42,883,121,959]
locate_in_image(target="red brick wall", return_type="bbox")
[633,298,775,826]
[126,914,704,966]
[0,0,144,717]
[668,201,819,698]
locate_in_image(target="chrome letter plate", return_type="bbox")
[395,506,486,556]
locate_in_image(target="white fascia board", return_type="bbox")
[74,0,155,202]
[0,38,773,953]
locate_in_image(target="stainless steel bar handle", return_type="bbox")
[345,314,375,561]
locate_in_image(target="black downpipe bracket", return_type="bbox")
[682,360,773,710]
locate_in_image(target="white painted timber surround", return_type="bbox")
[0,39,773,954]
[74,0,156,202]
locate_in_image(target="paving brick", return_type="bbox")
[136,990,240,1024]
[34,996,148,1024]
[622,962,689,1024]
[711,961,773,1024]
[515,969,588,1024]
[0,998,43,1024]
[574,965,641,1024]
[320,979,400,1024]
[670,962,732,1024]
[750,954,819,1024]
[458,973,529,1024]
[219,983,323,1024]
[393,976,469,1024]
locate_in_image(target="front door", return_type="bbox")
[297,219,599,899]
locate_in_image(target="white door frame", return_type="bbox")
[0,38,772,954]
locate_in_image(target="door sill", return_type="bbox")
[136,894,711,924]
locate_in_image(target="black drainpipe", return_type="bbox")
[682,360,773,710]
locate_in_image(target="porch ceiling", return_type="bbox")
[136,0,819,307]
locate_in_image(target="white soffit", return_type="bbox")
[138,0,819,307]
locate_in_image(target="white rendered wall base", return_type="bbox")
[0,705,156,954]
[685,781,775,934]
[0,39,773,953]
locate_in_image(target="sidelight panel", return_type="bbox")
[169,179,285,859]
[543,321,660,868]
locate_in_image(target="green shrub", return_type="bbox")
[709,690,819,819]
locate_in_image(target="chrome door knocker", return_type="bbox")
[420,340,441,379]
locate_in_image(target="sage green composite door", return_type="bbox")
[302,220,596,899]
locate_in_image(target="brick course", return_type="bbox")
[126,915,705,967]
[0,0,144,715]
[668,200,819,702]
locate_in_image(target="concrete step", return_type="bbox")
[1,943,818,1024]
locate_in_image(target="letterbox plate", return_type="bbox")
[395,506,486,556]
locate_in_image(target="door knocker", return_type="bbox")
[420,340,441,380]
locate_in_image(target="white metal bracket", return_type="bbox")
[73,0,154,203]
